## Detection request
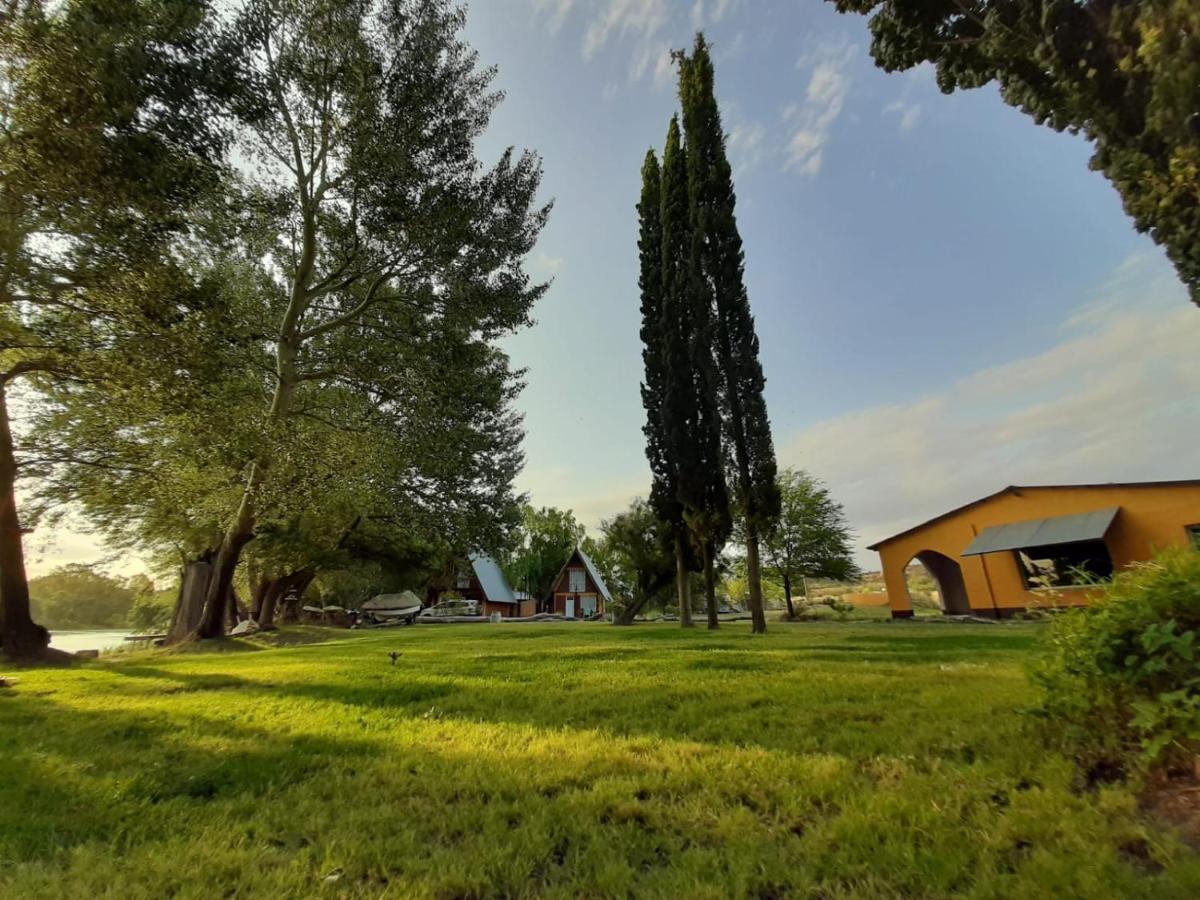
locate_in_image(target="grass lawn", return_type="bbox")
[2,621,1198,898]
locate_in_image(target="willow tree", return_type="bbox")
[0,0,237,660]
[660,115,730,630]
[189,0,548,638]
[678,34,779,634]
[831,0,1200,306]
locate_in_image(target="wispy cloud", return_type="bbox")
[777,253,1200,566]
[883,99,921,132]
[581,0,671,60]
[532,0,576,36]
[783,37,855,176]
[725,115,767,176]
[691,0,742,29]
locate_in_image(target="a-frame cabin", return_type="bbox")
[546,546,612,619]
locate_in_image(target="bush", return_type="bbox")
[1032,548,1200,778]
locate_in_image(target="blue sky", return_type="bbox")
[29,0,1200,575]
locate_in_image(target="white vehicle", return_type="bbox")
[422,598,480,618]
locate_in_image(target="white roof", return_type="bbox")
[362,590,422,612]
[469,552,516,603]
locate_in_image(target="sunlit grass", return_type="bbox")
[2,621,1198,898]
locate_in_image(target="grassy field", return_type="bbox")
[2,621,1198,898]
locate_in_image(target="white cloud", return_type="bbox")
[883,99,922,132]
[777,254,1200,568]
[533,0,576,35]
[581,0,671,60]
[784,38,855,176]
[691,0,741,28]
[628,39,675,86]
[726,117,767,176]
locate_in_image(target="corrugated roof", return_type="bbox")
[961,507,1119,556]
[545,545,614,603]
[867,479,1200,550]
[469,552,516,604]
[576,547,613,602]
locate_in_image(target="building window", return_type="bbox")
[1015,539,1114,589]
[567,568,586,593]
[456,570,471,590]
[1187,524,1200,550]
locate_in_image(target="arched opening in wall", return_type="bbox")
[904,551,971,615]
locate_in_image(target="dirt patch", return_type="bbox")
[1141,769,1200,850]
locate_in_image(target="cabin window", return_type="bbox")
[1015,539,1114,589]
[456,570,471,590]
[1187,524,1200,550]
[568,568,586,593]
[580,595,597,617]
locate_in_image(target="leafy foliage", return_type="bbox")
[503,506,585,603]
[27,565,145,630]
[1033,548,1200,776]
[759,468,858,618]
[831,0,1200,305]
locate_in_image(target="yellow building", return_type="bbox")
[870,480,1200,618]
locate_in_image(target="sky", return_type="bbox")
[27,0,1200,577]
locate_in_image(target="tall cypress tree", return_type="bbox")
[679,34,780,634]
[660,115,730,631]
[636,148,693,627]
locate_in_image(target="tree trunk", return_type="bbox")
[675,532,693,628]
[168,553,214,643]
[256,578,282,630]
[614,587,650,626]
[783,571,795,620]
[0,385,48,662]
[277,571,315,624]
[193,503,255,640]
[702,539,719,630]
[745,526,767,634]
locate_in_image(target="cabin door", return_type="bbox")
[565,598,575,619]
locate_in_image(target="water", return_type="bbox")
[48,630,148,654]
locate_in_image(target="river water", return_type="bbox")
[48,630,150,654]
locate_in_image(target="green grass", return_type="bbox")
[2,621,1197,898]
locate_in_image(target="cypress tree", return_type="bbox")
[679,34,780,634]
[636,148,693,627]
[660,115,730,631]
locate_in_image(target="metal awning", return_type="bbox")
[960,507,1119,557]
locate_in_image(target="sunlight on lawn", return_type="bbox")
[2,622,1198,898]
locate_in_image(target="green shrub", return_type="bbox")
[1032,547,1200,778]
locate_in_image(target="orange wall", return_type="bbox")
[876,484,1200,617]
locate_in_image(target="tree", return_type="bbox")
[830,0,1200,306]
[598,498,678,624]
[0,0,239,661]
[28,565,138,630]
[760,468,859,619]
[677,34,780,634]
[504,506,585,608]
[659,114,730,630]
[182,0,548,638]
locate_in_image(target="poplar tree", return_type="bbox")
[187,0,548,639]
[679,34,780,635]
[636,148,694,627]
[660,115,730,630]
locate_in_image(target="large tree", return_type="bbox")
[678,34,779,634]
[0,0,238,661]
[659,114,730,630]
[187,0,548,638]
[600,498,681,625]
[760,468,859,619]
[831,0,1200,306]
[636,147,700,627]
[504,505,585,608]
